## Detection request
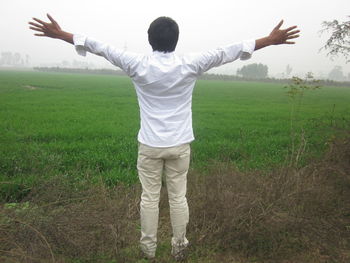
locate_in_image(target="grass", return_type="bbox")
[1,134,349,262]
[0,70,349,201]
[0,70,349,262]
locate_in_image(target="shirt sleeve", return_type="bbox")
[73,34,142,77]
[188,39,255,75]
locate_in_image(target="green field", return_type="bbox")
[1,70,350,263]
[1,70,349,200]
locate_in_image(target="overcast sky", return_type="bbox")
[1,0,349,77]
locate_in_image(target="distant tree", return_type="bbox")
[13,53,22,65]
[321,16,350,62]
[328,65,345,81]
[61,60,70,67]
[0,52,13,65]
[237,63,268,79]
[25,54,30,65]
[286,64,293,77]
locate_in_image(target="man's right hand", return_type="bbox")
[29,14,73,44]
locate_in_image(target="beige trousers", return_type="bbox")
[137,142,190,257]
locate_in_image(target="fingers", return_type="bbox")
[33,17,48,26]
[29,26,43,32]
[282,24,300,44]
[270,20,300,45]
[284,25,298,32]
[274,20,284,30]
[287,34,299,39]
[287,30,300,36]
[28,22,44,28]
[28,20,45,33]
[47,13,57,25]
[28,14,62,39]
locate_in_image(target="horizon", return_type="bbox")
[0,0,349,79]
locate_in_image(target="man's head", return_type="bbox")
[148,17,179,53]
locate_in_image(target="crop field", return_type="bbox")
[1,70,350,262]
[1,70,349,200]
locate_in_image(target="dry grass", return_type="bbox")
[188,136,350,262]
[1,135,349,263]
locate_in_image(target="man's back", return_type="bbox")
[74,35,255,147]
[132,51,197,147]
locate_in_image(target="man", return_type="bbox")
[29,14,299,261]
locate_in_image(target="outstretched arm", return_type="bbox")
[29,14,141,77]
[188,20,299,75]
[255,20,300,51]
[29,14,73,44]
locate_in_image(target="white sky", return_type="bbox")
[0,0,349,77]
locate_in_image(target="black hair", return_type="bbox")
[148,17,179,52]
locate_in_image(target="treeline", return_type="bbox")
[200,73,350,87]
[33,67,125,76]
[1,52,30,66]
[33,67,350,87]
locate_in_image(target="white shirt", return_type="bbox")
[73,34,255,147]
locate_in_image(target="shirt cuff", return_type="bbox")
[73,34,87,56]
[240,39,255,60]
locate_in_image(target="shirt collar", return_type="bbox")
[153,51,174,56]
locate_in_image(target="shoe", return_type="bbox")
[171,241,189,261]
[140,250,155,260]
